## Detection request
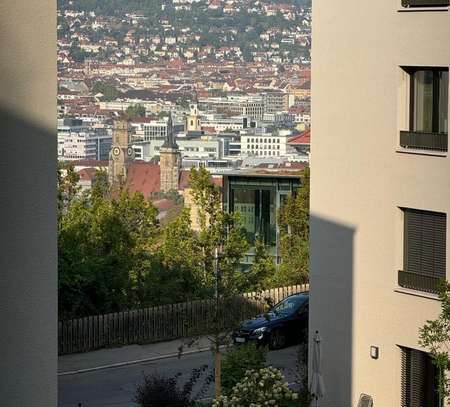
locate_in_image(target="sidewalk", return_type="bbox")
[58,336,213,375]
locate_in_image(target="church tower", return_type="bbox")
[109,120,134,187]
[160,114,181,192]
[185,103,201,132]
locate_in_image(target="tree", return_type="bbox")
[419,281,450,404]
[186,166,248,398]
[57,161,80,221]
[221,342,268,395]
[92,81,120,101]
[58,172,159,319]
[276,167,310,285]
[134,365,209,407]
[243,239,276,292]
[126,103,146,118]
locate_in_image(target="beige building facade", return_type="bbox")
[310,1,449,406]
[160,114,181,192]
[185,103,201,132]
[1,1,57,406]
[109,120,134,187]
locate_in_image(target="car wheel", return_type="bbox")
[269,329,286,350]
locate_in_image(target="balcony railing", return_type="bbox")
[399,131,448,152]
[398,270,440,294]
[402,0,449,6]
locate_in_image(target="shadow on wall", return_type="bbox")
[309,214,355,407]
[0,108,57,406]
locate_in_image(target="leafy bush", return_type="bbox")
[134,365,210,407]
[213,367,298,407]
[295,343,313,405]
[221,342,268,395]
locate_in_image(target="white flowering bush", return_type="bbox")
[213,366,298,407]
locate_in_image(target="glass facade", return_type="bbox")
[224,174,300,265]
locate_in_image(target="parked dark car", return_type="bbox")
[232,292,309,350]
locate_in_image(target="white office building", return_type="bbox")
[240,129,291,157]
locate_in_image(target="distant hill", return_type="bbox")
[58,0,311,17]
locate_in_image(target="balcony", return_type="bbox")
[398,270,440,294]
[402,0,449,6]
[399,131,448,152]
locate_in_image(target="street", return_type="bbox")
[59,346,299,407]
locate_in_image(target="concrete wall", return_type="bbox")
[0,1,57,406]
[310,1,449,406]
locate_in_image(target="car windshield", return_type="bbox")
[271,296,306,315]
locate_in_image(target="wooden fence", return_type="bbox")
[58,284,308,355]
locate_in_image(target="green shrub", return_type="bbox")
[134,365,210,407]
[221,343,268,395]
[213,367,298,407]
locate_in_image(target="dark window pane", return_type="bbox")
[438,70,448,133]
[233,188,256,242]
[413,70,434,133]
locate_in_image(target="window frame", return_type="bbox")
[398,66,449,153]
[400,346,442,407]
[399,207,447,294]
[407,67,448,134]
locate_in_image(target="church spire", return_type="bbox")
[162,113,178,149]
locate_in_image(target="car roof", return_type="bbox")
[287,291,309,298]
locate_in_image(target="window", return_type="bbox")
[400,67,448,152]
[401,0,449,7]
[399,208,446,294]
[400,347,441,407]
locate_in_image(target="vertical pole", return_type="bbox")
[215,346,222,399]
[214,247,222,399]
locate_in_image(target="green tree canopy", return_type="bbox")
[276,167,310,285]
[126,104,146,118]
[419,281,450,403]
[92,81,120,101]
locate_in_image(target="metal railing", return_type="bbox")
[58,284,309,355]
[399,131,448,152]
[398,270,440,294]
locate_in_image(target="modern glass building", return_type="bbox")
[223,171,301,266]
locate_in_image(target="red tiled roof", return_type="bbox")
[201,126,217,134]
[126,162,161,197]
[72,159,108,168]
[288,130,311,145]
[77,167,97,181]
[178,170,191,190]
[130,117,155,124]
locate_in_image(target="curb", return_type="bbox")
[58,346,214,376]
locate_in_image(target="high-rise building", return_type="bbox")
[310,1,449,406]
[108,120,134,187]
[57,119,111,161]
[160,114,181,192]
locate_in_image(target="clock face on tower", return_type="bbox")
[112,147,121,157]
[127,147,134,157]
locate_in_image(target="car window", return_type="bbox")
[272,296,306,315]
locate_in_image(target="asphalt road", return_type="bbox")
[59,346,299,407]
